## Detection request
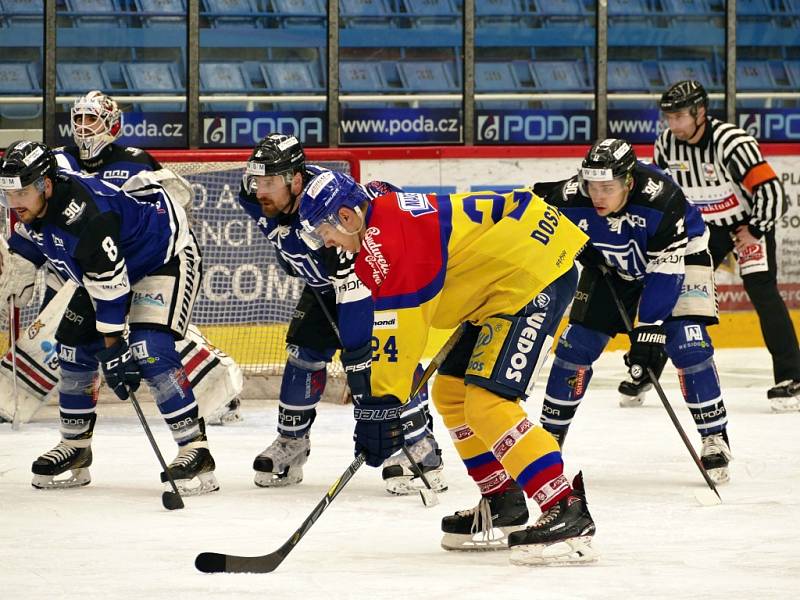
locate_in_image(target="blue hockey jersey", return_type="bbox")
[539,162,708,325]
[8,169,191,335]
[54,144,161,187]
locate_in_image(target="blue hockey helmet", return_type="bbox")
[298,170,369,250]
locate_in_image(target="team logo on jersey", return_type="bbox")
[58,345,76,363]
[130,340,149,361]
[362,227,389,285]
[51,234,65,248]
[702,163,718,182]
[533,292,550,309]
[684,325,703,343]
[27,319,44,340]
[63,199,86,225]
[397,193,436,217]
[102,169,130,181]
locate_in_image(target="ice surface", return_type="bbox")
[2,349,798,599]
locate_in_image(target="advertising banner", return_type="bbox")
[476,109,594,144]
[339,107,462,145]
[738,109,800,142]
[56,111,187,148]
[201,111,327,147]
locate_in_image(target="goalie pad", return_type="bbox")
[0,280,78,423]
[0,236,37,315]
[122,168,194,212]
[175,324,244,419]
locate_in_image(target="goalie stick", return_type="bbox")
[601,267,722,504]
[195,324,464,574]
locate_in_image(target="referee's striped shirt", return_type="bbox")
[654,116,786,235]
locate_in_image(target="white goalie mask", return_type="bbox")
[71,91,122,160]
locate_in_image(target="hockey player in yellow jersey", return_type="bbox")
[298,171,598,565]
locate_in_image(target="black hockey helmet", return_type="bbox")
[0,140,56,205]
[245,133,305,184]
[580,138,637,184]
[659,80,708,113]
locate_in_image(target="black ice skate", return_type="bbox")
[766,380,800,413]
[617,377,653,407]
[31,443,93,489]
[382,434,447,495]
[441,481,529,551]
[253,433,310,487]
[508,472,598,566]
[161,427,219,496]
[700,431,732,484]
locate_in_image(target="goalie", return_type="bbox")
[0,90,242,426]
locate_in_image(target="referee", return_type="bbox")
[618,80,799,413]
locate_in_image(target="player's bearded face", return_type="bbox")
[587,179,628,216]
[253,175,293,217]
[5,181,48,224]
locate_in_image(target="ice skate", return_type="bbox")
[31,442,93,489]
[253,433,310,487]
[767,380,800,413]
[381,434,447,495]
[441,482,529,551]
[618,377,651,407]
[508,472,598,566]
[207,397,243,426]
[701,432,732,484]
[161,442,219,496]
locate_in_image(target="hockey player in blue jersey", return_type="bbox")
[535,139,732,484]
[0,140,218,495]
[238,133,446,495]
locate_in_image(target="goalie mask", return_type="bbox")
[71,90,122,160]
[659,80,708,113]
[0,140,56,208]
[244,133,305,195]
[298,171,369,250]
[578,138,636,191]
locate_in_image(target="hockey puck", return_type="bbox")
[162,490,185,510]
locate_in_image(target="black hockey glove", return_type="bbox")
[341,343,373,403]
[353,395,404,468]
[625,325,667,383]
[96,339,142,401]
[577,243,607,269]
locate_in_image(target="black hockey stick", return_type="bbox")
[195,324,464,574]
[306,285,443,507]
[128,388,185,510]
[600,268,722,502]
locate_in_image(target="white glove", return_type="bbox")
[123,168,194,212]
[0,237,37,310]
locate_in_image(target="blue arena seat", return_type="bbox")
[607,60,650,91]
[786,61,800,88]
[65,0,121,27]
[736,60,776,90]
[475,0,521,25]
[339,61,389,92]
[402,0,460,27]
[200,62,250,92]
[135,0,186,27]
[397,61,458,92]
[530,60,590,91]
[661,0,711,15]
[272,0,325,27]
[658,60,717,90]
[122,61,184,110]
[532,0,589,26]
[340,0,394,27]
[0,0,44,26]
[608,0,650,15]
[736,0,770,15]
[0,62,42,119]
[475,61,521,92]
[261,61,323,91]
[202,0,261,28]
[56,62,112,93]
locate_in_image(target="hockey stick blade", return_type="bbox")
[162,490,185,510]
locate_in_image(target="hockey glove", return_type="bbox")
[353,395,404,467]
[625,325,667,383]
[341,343,373,403]
[96,339,142,401]
[577,243,607,269]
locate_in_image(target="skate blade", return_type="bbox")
[385,470,448,496]
[770,397,800,413]
[254,466,303,488]
[441,525,526,552]
[509,535,598,566]
[31,468,91,490]
[169,471,219,496]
